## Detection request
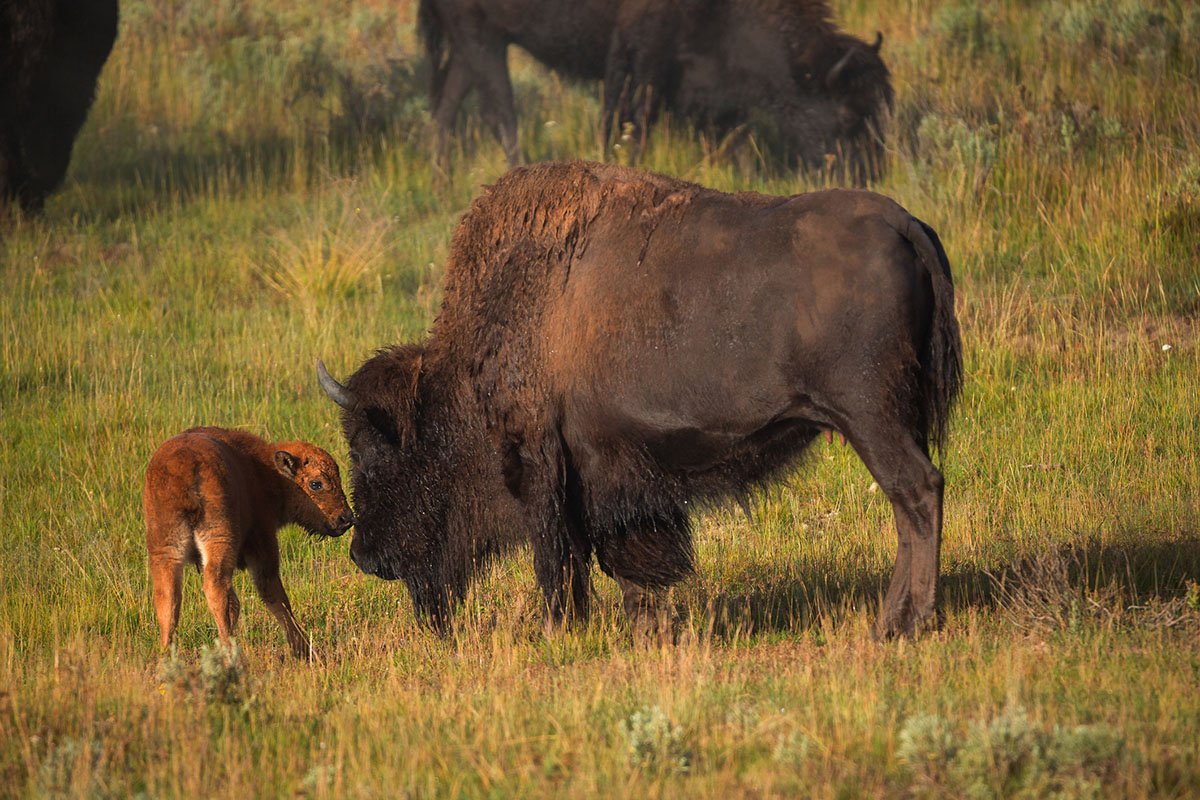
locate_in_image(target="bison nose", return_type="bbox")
[336,511,355,533]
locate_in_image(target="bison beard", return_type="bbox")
[321,160,962,639]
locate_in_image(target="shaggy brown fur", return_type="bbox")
[322,161,961,639]
[143,428,353,658]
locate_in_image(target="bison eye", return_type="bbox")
[349,450,360,464]
[308,480,324,491]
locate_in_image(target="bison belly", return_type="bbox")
[547,201,838,477]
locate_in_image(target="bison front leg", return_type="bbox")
[525,480,592,630]
[510,431,592,630]
[531,516,592,630]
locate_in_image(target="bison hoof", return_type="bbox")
[872,608,942,641]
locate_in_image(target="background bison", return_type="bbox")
[419,0,892,182]
[320,160,961,639]
[0,0,118,213]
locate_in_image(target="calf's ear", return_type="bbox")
[274,450,301,477]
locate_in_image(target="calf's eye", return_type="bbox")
[308,480,324,491]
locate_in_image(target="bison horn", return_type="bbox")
[872,32,883,53]
[317,359,357,410]
[826,46,858,88]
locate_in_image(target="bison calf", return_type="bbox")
[143,427,353,658]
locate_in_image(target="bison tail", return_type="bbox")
[417,0,449,108]
[907,217,963,459]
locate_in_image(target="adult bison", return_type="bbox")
[1,0,119,213]
[418,0,892,183]
[319,161,961,639]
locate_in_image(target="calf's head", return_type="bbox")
[273,442,354,538]
[317,351,463,629]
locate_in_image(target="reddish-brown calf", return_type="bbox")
[143,427,353,658]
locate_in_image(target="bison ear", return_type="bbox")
[274,450,301,477]
[365,406,401,445]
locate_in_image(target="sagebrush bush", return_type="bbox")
[156,640,250,707]
[898,706,1127,799]
[771,730,818,768]
[897,713,957,791]
[932,2,1002,60]
[36,736,103,798]
[1159,158,1200,248]
[915,113,998,198]
[198,640,248,706]
[951,704,1044,799]
[1049,0,1200,71]
[621,706,690,774]
[284,36,427,143]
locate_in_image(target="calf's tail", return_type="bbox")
[903,216,963,458]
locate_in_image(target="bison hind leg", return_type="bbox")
[834,409,945,640]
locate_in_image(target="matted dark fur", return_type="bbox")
[1,0,118,213]
[418,0,892,182]
[320,161,962,639]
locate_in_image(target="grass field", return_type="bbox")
[2,0,1199,796]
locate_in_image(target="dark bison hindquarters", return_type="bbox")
[321,162,961,640]
[1,0,118,212]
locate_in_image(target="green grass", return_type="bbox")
[2,0,1199,796]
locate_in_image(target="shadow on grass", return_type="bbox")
[65,58,435,223]
[66,127,412,224]
[690,527,1200,640]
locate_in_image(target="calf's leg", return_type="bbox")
[149,555,184,649]
[246,546,310,659]
[200,548,239,646]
